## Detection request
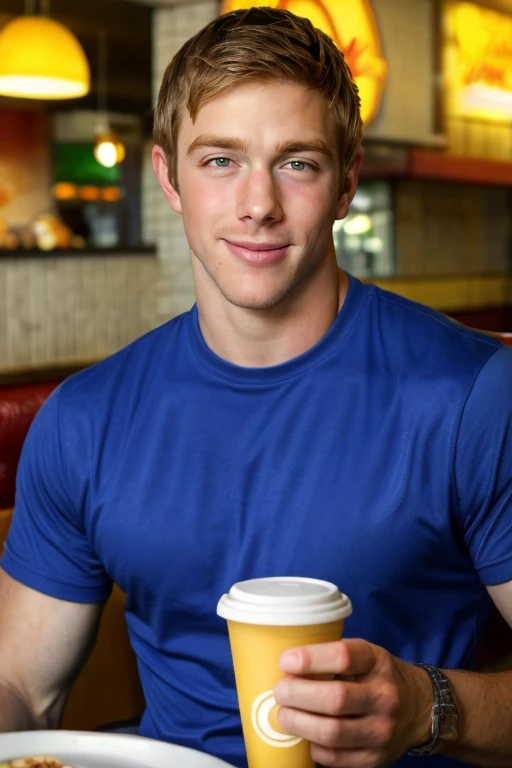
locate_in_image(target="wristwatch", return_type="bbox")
[408,663,459,756]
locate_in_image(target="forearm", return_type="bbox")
[0,678,37,732]
[440,669,512,767]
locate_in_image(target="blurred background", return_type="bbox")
[0,0,511,371]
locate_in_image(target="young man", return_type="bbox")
[1,7,512,768]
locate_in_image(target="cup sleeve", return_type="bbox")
[1,385,112,603]
[453,344,512,586]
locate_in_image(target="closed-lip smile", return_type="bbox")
[224,239,290,266]
[227,240,288,250]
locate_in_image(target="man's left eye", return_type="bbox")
[288,161,308,171]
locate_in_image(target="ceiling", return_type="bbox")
[0,0,153,115]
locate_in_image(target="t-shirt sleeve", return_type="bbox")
[454,344,512,586]
[1,385,112,603]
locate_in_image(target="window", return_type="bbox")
[333,181,394,277]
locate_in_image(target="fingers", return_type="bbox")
[279,638,376,677]
[274,677,376,716]
[273,641,409,766]
[274,676,397,719]
[276,705,393,752]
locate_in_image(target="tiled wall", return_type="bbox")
[0,255,157,369]
[446,118,512,161]
[365,0,437,146]
[147,1,217,325]
[395,180,512,276]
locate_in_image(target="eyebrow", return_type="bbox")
[187,135,248,155]
[275,139,334,159]
[186,134,334,160]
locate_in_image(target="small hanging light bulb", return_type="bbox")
[93,29,125,168]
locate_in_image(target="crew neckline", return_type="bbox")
[188,274,367,385]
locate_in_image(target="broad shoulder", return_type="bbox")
[362,282,502,371]
[59,309,194,406]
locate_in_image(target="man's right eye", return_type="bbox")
[210,157,231,167]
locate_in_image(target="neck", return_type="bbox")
[194,258,348,369]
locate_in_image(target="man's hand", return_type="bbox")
[273,638,433,768]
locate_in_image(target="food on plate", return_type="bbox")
[0,757,75,768]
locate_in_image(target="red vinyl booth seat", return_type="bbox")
[0,376,144,730]
[0,382,59,509]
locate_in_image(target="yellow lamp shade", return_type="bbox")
[0,16,90,99]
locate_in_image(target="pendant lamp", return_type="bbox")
[0,0,90,100]
[93,29,125,168]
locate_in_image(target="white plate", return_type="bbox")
[0,731,235,767]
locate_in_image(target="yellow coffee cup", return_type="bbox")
[217,577,352,768]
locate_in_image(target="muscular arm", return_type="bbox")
[0,568,104,731]
[271,348,512,766]
[272,580,512,768]
[439,580,512,767]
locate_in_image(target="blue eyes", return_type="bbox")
[208,158,311,171]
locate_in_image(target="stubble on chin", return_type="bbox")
[208,269,298,311]
[190,248,294,311]
[191,239,332,313]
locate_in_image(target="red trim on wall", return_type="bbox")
[408,149,512,186]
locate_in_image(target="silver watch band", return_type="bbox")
[408,663,459,756]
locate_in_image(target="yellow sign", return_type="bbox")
[219,0,387,125]
[443,1,512,124]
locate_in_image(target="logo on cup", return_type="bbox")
[251,690,303,748]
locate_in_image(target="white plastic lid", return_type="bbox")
[217,577,352,626]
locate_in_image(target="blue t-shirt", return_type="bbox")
[3,275,512,768]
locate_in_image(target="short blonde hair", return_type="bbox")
[154,6,362,188]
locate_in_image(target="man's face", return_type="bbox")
[154,81,358,311]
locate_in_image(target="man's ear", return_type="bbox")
[334,147,364,221]
[152,145,182,214]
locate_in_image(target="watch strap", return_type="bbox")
[408,663,459,756]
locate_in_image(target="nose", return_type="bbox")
[236,169,283,225]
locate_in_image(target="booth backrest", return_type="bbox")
[0,506,144,730]
[0,382,59,509]
[0,377,144,730]
[477,330,512,346]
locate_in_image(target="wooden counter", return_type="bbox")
[0,251,157,369]
[366,273,512,313]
